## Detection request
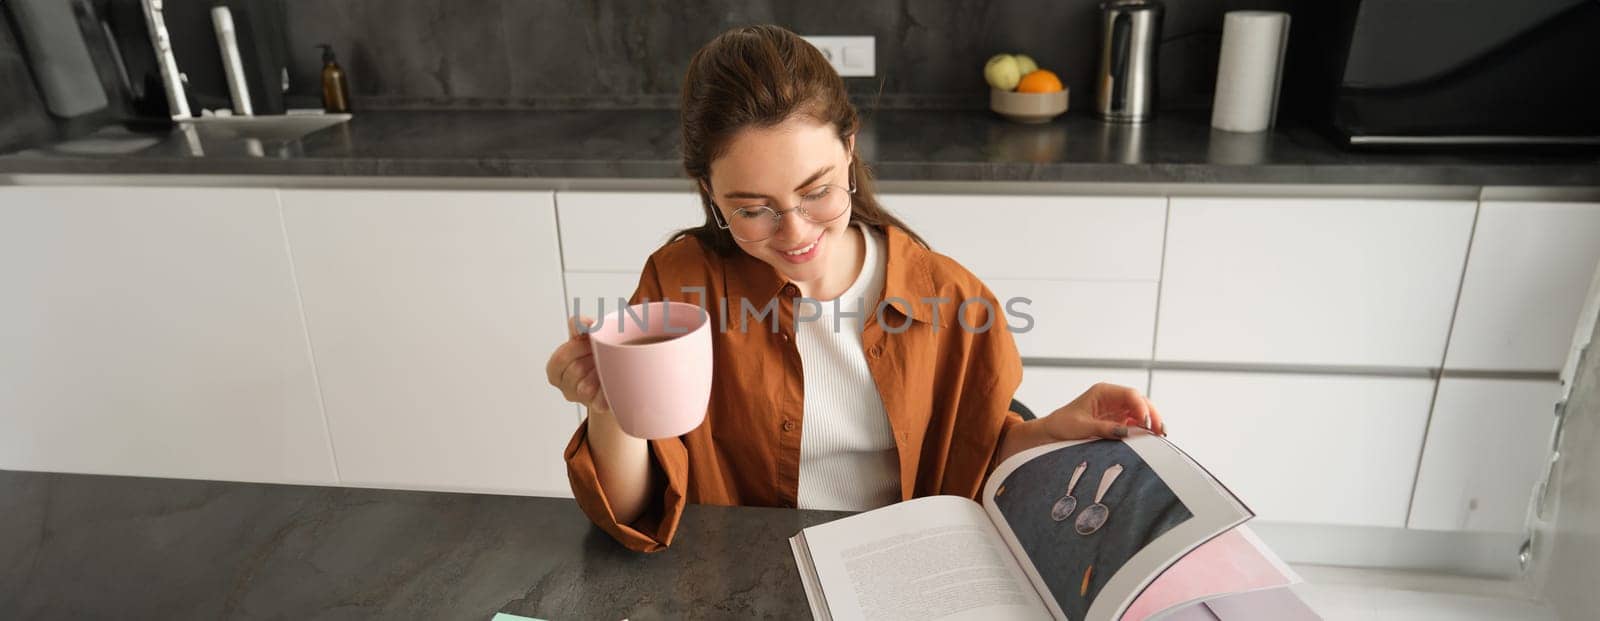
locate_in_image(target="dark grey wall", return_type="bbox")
[279,0,1298,111]
[1,1,135,154]
[2,0,1300,153]
[0,17,56,153]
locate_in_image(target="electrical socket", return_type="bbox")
[801,36,875,77]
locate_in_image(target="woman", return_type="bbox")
[545,25,1165,553]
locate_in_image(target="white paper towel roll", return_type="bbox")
[1211,11,1291,133]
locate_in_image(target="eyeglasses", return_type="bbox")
[709,183,855,243]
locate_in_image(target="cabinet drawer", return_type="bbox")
[1013,367,1150,418]
[989,279,1156,361]
[1445,201,1600,371]
[1149,370,1434,527]
[282,189,575,497]
[0,186,335,484]
[556,192,703,272]
[1157,198,1475,367]
[880,194,1167,281]
[1408,378,1559,533]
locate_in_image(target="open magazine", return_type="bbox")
[789,430,1321,621]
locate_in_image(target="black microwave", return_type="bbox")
[1283,0,1600,147]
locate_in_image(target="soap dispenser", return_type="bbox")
[317,44,351,113]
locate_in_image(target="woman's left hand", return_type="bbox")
[1041,382,1166,441]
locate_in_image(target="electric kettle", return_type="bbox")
[1094,0,1164,123]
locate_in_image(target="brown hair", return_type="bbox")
[672,24,928,256]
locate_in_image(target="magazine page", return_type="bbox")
[790,495,1050,621]
[1127,525,1302,621]
[980,431,1253,621]
[1152,586,1322,621]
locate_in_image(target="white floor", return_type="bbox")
[1289,564,1556,621]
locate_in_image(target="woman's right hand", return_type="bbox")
[546,316,612,414]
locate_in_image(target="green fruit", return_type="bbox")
[985,54,1021,91]
[1014,54,1039,76]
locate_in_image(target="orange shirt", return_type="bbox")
[563,224,1025,552]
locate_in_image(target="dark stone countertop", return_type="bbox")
[0,469,847,620]
[3,108,1597,186]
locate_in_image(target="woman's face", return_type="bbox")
[704,116,856,289]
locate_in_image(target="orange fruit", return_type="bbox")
[1016,69,1063,93]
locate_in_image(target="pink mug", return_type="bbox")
[586,301,713,439]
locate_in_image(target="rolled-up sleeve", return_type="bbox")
[563,426,688,553]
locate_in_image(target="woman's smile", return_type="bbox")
[777,230,825,263]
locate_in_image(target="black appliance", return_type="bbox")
[1284,0,1600,146]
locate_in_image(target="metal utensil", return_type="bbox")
[1052,461,1089,521]
[1076,464,1124,535]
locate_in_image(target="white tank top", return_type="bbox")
[795,223,900,511]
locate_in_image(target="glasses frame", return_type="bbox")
[708,181,858,243]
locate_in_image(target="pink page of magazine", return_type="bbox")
[1122,526,1304,621]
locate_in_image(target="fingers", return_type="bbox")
[1147,400,1167,436]
[547,316,613,413]
[562,358,607,409]
[1094,419,1130,440]
[572,364,601,402]
[569,365,612,414]
[547,316,596,379]
[546,315,596,386]
[567,315,596,339]
[1094,383,1151,424]
[545,338,594,387]
[1089,382,1166,437]
[558,351,594,390]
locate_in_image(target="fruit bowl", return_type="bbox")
[990,87,1069,124]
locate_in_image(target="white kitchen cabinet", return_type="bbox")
[1408,378,1560,533]
[556,191,703,273]
[0,186,335,484]
[988,278,1156,361]
[563,272,646,322]
[1148,370,1435,527]
[1444,201,1600,371]
[1013,367,1150,420]
[1157,198,1476,368]
[280,190,576,497]
[879,194,1167,281]
[883,194,1165,364]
